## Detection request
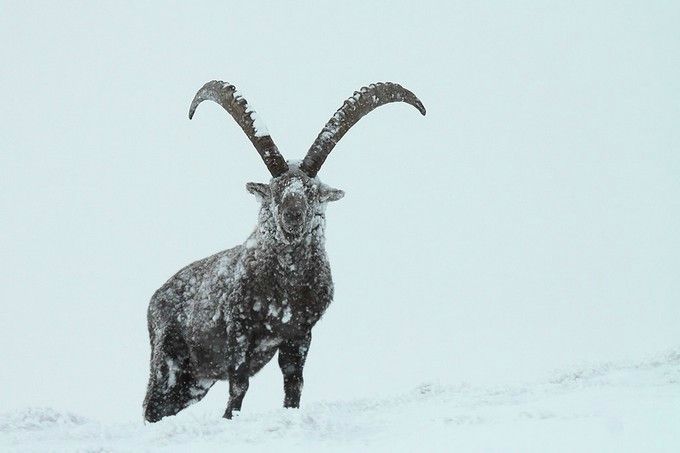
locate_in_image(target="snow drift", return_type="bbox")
[2,350,679,452]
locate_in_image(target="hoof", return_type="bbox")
[223,408,239,420]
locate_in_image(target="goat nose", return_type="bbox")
[285,208,303,223]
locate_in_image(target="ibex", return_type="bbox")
[143,80,425,422]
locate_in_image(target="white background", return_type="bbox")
[1,1,678,424]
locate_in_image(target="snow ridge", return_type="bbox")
[2,350,679,451]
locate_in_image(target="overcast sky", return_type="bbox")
[1,1,679,422]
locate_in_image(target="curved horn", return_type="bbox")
[300,82,426,177]
[189,80,289,177]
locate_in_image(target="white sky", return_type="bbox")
[1,1,679,422]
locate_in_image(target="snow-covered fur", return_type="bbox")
[143,165,344,422]
[144,79,424,422]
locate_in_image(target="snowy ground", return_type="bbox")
[2,351,679,452]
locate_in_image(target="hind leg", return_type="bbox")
[143,331,215,422]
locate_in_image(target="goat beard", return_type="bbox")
[274,221,308,245]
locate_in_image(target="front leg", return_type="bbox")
[224,371,249,419]
[277,331,311,408]
[224,320,251,419]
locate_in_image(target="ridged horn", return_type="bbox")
[189,80,289,177]
[300,82,426,177]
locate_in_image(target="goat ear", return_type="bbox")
[246,182,271,201]
[320,185,345,202]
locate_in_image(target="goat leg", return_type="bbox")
[223,320,251,419]
[224,371,249,419]
[278,332,311,408]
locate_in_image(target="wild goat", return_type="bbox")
[143,80,425,422]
